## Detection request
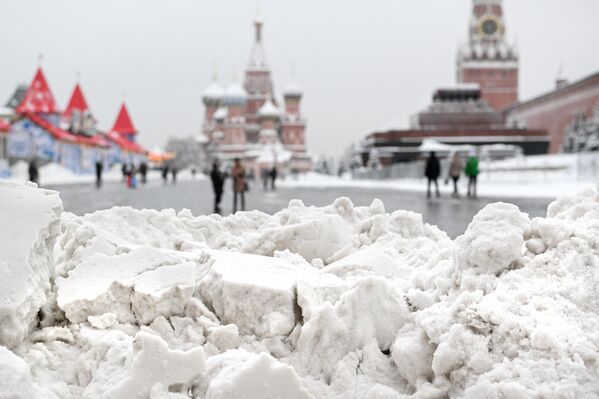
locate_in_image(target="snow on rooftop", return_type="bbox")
[223,83,247,106]
[283,81,303,97]
[213,107,228,120]
[257,98,281,118]
[202,81,225,101]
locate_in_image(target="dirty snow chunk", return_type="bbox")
[532,217,572,249]
[207,324,240,350]
[85,331,205,399]
[56,247,205,324]
[88,313,118,329]
[243,209,352,261]
[132,261,201,324]
[323,243,406,279]
[456,202,530,275]
[297,277,410,376]
[0,181,62,347]
[204,351,314,399]
[199,250,344,337]
[391,326,435,385]
[0,346,59,399]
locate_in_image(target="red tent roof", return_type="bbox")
[16,67,58,114]
[27,113,109,147]
[111,103,137,135]
[0,117,10,133]
[106,130,146,154]
[63,83,90,118]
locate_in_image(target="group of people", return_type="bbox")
[161,164,178,184]
[119,162,148,189]
[210,158,248,215]
[424,151,479,199]
[261,166,278,191]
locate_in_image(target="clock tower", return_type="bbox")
[457,0,518,110]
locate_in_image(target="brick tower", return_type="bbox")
[281,82,306,151]
[244,16,275,143]
[457,0,518,110]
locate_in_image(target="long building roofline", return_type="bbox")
[504,70,599,113]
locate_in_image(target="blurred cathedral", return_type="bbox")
[201,16,312,175]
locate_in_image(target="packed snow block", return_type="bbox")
[391,326,435,385]
[199,250,344,337]
[243,207,352,262]
[0,346,59,399]
[84,331,205,399]
[0,181,62,347]
[455,202,530,275]
[297,277,411,376]
[56,247,205,324]
[199,350,314,399]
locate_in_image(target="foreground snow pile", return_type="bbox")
[2,180,599,398]
[0,181,62,347]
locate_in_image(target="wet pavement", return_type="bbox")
[47,178,553,238]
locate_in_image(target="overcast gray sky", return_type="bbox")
[1,0,598,157]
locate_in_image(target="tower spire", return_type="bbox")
[248,14,267,69]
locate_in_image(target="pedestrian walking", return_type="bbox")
[425,151,441,199]
[231,158,246,213]
[270,166,278,191]
[210,160,225,214]
[171,166,178,184]
[121,163,128,182]
[161,165,169,184]
[261,168,269,191]
[139,162,148,184]
[127,163,138,188]
[95,160,103,188]
[447,153,463,198]
[28,159,39,185]
[465,154,479,198]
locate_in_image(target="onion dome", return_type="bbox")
[257,98,281,119]
[222,83,247,107]
[213,107,228,121]
[202,81,225,106]
[283,81,303,99]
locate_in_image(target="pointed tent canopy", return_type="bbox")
[111,102,137,135]
[63,83,90,118]
[16,67,58,114]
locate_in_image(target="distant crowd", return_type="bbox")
[424,151,479,199]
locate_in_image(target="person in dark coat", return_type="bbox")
[171,166,178,184]
[424,151,441,199]
[95,161,103,188]
[210,160,226,214]
[231,158,246,213]
[270,166,278,191]
[139,162,148,184]
[161,164,169,184]
[28,159,39,185]
[121,163,128,182]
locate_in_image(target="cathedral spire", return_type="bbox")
[248,14,268,70]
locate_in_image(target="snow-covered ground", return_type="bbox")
[281,171,595,199]
[2,180,599,398]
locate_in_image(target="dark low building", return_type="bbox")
[362,85,549,166]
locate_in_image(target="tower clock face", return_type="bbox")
[478,16,501,38]
[482,19,497,35]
